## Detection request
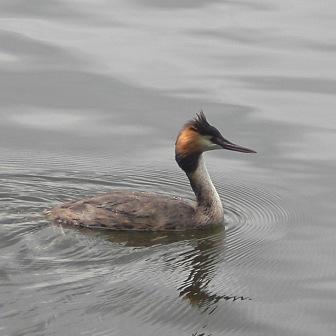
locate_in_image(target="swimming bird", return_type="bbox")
[46,112,255,231]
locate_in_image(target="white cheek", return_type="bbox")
[199,137,220,151]
[209,143,222,150]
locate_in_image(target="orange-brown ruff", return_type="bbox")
[175,126,202,157]
[45,112,256,231]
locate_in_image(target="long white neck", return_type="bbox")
[187,155,224,226]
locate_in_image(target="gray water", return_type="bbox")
[1,1,336,335]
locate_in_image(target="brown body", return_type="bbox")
[46,191,198,231]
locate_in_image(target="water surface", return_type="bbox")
[1,1,336,335]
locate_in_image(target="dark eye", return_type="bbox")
[211,136,220,145]
[209,126,221,137]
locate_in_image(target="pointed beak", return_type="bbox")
[217,137,256,153]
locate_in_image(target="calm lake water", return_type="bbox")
[1,1,336,335]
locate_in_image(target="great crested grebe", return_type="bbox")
[46,112,256,231]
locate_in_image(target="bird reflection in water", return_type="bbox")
[176,228,251,314]
[61,224,251,313]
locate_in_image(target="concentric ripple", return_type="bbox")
[0,159,303,336]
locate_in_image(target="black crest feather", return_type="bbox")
[192,111,210,134]
[189,111,222,138]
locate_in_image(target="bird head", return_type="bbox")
[175,111,256,157]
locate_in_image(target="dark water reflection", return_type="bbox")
[1,0,336,335]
